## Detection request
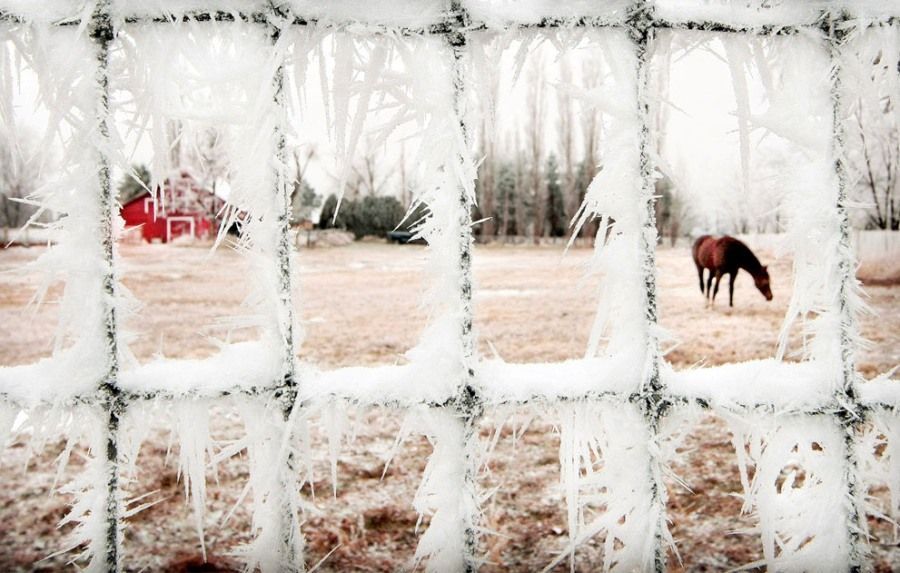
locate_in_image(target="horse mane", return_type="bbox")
[730,238,765,276]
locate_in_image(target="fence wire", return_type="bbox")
[0,1,898,572]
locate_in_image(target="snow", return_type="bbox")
[664,359,835,412]
[47,406,120,573]
[0,0,86,23]
[727,414,854,571]
[407,408,473,572]
[119,341,283,397]
[111,0,268,20]
[549,401,662,572]
[0,348,106,406]
[234,398,305,573]
[654,1,900,28]
[463,0,631,28]
[0,3,898,572]
[858,377,900,409]
[288,0,445,28]
[476,356,640,403]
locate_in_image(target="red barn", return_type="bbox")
[121,170,225,243]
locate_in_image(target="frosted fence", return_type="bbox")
[0,1,897,571]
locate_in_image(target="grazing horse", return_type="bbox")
[692,235,773,307]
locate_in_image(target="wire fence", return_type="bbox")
[0,1,897,571]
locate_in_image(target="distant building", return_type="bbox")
[120,170,224,243]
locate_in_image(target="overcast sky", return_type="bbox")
[5,26,761,225]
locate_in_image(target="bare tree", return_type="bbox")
[853,102,898,230]
[557,57,577,236]
[190,127,228,195]
[526,56,547,241]
[846,31,899,230]
[341,139,396,199]
[478,114,497,241]
[579,57,602,239]
[514,137,528,240]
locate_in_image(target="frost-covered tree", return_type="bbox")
[845,30,899,231]
[186,127,228,196]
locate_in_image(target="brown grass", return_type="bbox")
[0,241,897,571]
[858,254,900,287]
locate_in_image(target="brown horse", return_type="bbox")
[692,235,773,307]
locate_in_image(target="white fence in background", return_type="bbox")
[735,230,900,263]
[0,2,898,572]
[853,229,900,261]
[0,226,58,246]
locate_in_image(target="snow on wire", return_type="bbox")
[0,1,897,572]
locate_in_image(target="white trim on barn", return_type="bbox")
[165,216,195,243]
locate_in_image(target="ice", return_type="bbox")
[119,342,283,397]
[406,408,476,572]
[111,0,268,20]
[288,0,445,28]
[858,377,900,409]
[172,400,213,558]
[48,406,120,572]
[0,401,14,447]
[664,359,835,411]
[233,398,306,573]
[0,21,132,409]
[0,3,897,571]
[549,401,664,572]
[464,0,631,29]
[726,414,856,571]
[653,1,821,28]
[867,410,900,527]
[0,0,86,23]
[476,357,639,403]
[565,30,650,390]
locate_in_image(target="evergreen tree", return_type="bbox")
[493,161,518,237]
[319,194,339,228]
[292,181,321,223]
[117,164,151,204]
[545,155,567,237]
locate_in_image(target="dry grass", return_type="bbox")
[0,241,897,571]
[858,254,900,287]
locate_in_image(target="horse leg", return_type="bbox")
[705,272,714,304]
[712,271,722,307]
[729,271,736,307]
[697,265,706,295]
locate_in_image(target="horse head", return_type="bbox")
[754,266,773,301]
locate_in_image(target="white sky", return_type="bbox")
[4,27,762,223]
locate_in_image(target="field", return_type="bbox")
[0,240,897,571]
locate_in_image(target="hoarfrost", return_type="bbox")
[549,401,662,572]
[234,399,306,573]
[408,408,479,573]
[726,415,857,570]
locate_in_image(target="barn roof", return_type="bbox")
[121,169,220,208]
